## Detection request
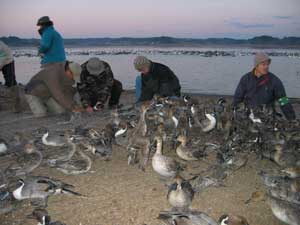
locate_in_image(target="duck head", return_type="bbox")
[217,97,227,106]
[27,208,51,225]
[218,214,249,225]
[176,135,187,146]
[24,141,36,154]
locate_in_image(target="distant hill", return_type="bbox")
[1,35,300,48]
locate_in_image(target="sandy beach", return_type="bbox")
[0,87,299,225]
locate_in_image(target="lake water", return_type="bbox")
[1,47,300,97]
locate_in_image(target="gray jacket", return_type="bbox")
[0,41,13,69]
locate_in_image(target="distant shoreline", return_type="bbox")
[8,44,300,50]
[2,35,300,49]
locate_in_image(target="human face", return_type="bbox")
[139,66,150,75]
[255,60,270,76]
[65,69,74,79]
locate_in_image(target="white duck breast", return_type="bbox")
[0,143,8,154]
[172,116,179,128]
[249,110,262,123]
[202,114,216,132]
[152,137,179,178]
[152,155,177,177]
[168,190,190,208]
[115,127,127,137]
[167,179,194,210]
[12,182,26,200]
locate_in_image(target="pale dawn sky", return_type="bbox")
[0,0,299,38]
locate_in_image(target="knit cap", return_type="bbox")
[134,56,151,71]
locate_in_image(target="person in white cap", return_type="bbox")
[77,57,123,112]
[233,52,295,120]
[25,61,84,117]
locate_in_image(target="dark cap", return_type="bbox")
[37,16,52,26]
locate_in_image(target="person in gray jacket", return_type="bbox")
[25,62,83,117]
[0,41,21,112]
[0,41,17,87]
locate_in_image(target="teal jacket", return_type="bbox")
[38,26,66,65]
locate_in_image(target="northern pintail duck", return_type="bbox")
[41,128,67,147]
[176,135,205,161]
[12,176,82,207]
[152,136,182,178]
[27,208,66,225]
[158,210,219,225]
[167,175,194,211]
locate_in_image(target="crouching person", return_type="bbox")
[77,57,123,112]
[133,56,181,102]
[25,62,83,117]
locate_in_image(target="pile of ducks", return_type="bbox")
[0,115,123,224]
[0,93,299,225]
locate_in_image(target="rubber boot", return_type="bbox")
[9,85,22,113]
[46,97,66,115]
[25,94,47,117]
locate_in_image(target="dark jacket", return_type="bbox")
[77,60,114,107]
[233,71,296,120]
[139,62,181,101]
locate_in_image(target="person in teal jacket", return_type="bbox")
[37,16,66,66]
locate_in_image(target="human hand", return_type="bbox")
[86,106,94,113]
[72,106,84,113]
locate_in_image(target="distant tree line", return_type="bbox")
[1,35,300,47]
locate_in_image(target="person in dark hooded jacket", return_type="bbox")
[134,56,181,102]
[233,52,296,120]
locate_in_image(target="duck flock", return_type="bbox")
[0,94,300,225]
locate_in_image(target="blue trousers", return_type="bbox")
[135,75,142,102]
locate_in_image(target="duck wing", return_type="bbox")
[164,156,182,172]
[158,210,218,225]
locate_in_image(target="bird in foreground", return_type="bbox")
[259,170,300,192]
[167,175,194,211]
[190,105,216,132]
[5,141,43,177]
[41,128,67,147]
[218,214,249,225]
[0,138,8,155]
[152,136,182,178]
[267,194,300,225]
[188,175,224,193]
[282,167,300,178]
[158,210,219,225]
[158,211,250,225]
[12,176,82,207]
[27,208,66,225]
